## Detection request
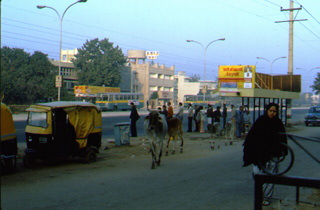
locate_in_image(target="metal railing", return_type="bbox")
[254,134,320,209]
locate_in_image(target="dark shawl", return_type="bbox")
[243,114,287,167]
[130,105,140,121]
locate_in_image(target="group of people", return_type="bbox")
[184,103,252,137]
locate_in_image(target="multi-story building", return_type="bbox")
[127,50,175,107]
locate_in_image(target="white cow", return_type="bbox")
[144,111,168,169]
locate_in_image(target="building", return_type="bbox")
[61,49,78,62]
[127,50,175,107]
[49,60,78,93]
[174,71,218,104]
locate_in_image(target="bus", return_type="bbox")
[95,92,144,111]
[183,94,220,108]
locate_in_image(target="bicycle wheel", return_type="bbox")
[258,143,295,176]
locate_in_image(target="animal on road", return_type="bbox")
[166,118,184,156]
[144,111,168,169]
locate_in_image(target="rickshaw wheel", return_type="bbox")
[23,154,37,168]
[84,146,97,163]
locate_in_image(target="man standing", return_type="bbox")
[193,105,200,132]
[176,102,184,122]
[222,103,227,129]
[129,102,140,137]
[206,104,214,126]
[235,105,244,138]
[230,104,236,120]
[167,102,174,120]
[187,103,194,132]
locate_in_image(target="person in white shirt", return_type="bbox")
[176,102,184,122]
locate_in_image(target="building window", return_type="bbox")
[62,55,67,61]
[149,86,157,91]
[150,73,158,78]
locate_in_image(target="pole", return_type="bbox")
[186,38,225,102]
[288,0,294,75]
[37,0,87,101]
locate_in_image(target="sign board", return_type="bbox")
[218,65,255,93]
[55,76,63,88]
[146,51,159,59]
[74,85,120,97]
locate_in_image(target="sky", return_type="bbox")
[2,0,320,93]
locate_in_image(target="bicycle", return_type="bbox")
[257,142,295,176]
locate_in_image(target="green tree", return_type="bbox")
[311,72,320,94]
[150,91,159,99]
[1,47,56,104]
[73,38,126,87]
[189,74,200,82]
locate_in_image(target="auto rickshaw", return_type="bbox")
[1,102,18,174]
[24,101,102,168]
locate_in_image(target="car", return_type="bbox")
[304,106,320,126]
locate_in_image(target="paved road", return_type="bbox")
[1,124,319,209]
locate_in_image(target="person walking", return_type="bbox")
[160,105,168,120]
[176,102,184,122]
[212,106,222,123]
[198,106,206,133]
[243,103,287,206]
[230,104,236,120]
[243,108,252,135]
[212,106,222,135]
[235,105,244,138]
[222,103,227,129]
[129,102,140,137]
[206,104,214,128]
[193,105,200,132]
[187,103,194,132]
[167,102,174,120]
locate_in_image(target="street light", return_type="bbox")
[256,56,286,75]
[296,67,320,92]
[37,0,87,101]
[186,38,225,101]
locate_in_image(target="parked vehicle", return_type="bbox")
[1,102,18,174]
[24,101,102,168]
[304,106,320,126]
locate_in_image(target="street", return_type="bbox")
[2,119,320,209]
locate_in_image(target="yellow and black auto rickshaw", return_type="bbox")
[1,102,18,174]
[24,101,102,168]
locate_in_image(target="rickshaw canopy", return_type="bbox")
[26,101,101,143]
[1,103,17,141]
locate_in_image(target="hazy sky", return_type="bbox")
[2,0,320,92]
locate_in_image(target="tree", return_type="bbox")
[311,72,320,94]
[1,47,56,104]
[73,38,126,87]
[150,91,159,99]
[189,74,200,82]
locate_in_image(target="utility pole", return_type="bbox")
[275,0,307,75]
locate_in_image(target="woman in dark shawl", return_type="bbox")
[242,102,287,206]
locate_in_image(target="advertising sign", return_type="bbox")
[218,65,255,92]
[146,51,159,59]
[74,85,120,97]
[55,76,63,88]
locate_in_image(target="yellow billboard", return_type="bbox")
[74,85,120,96]
[218,65,255,92]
